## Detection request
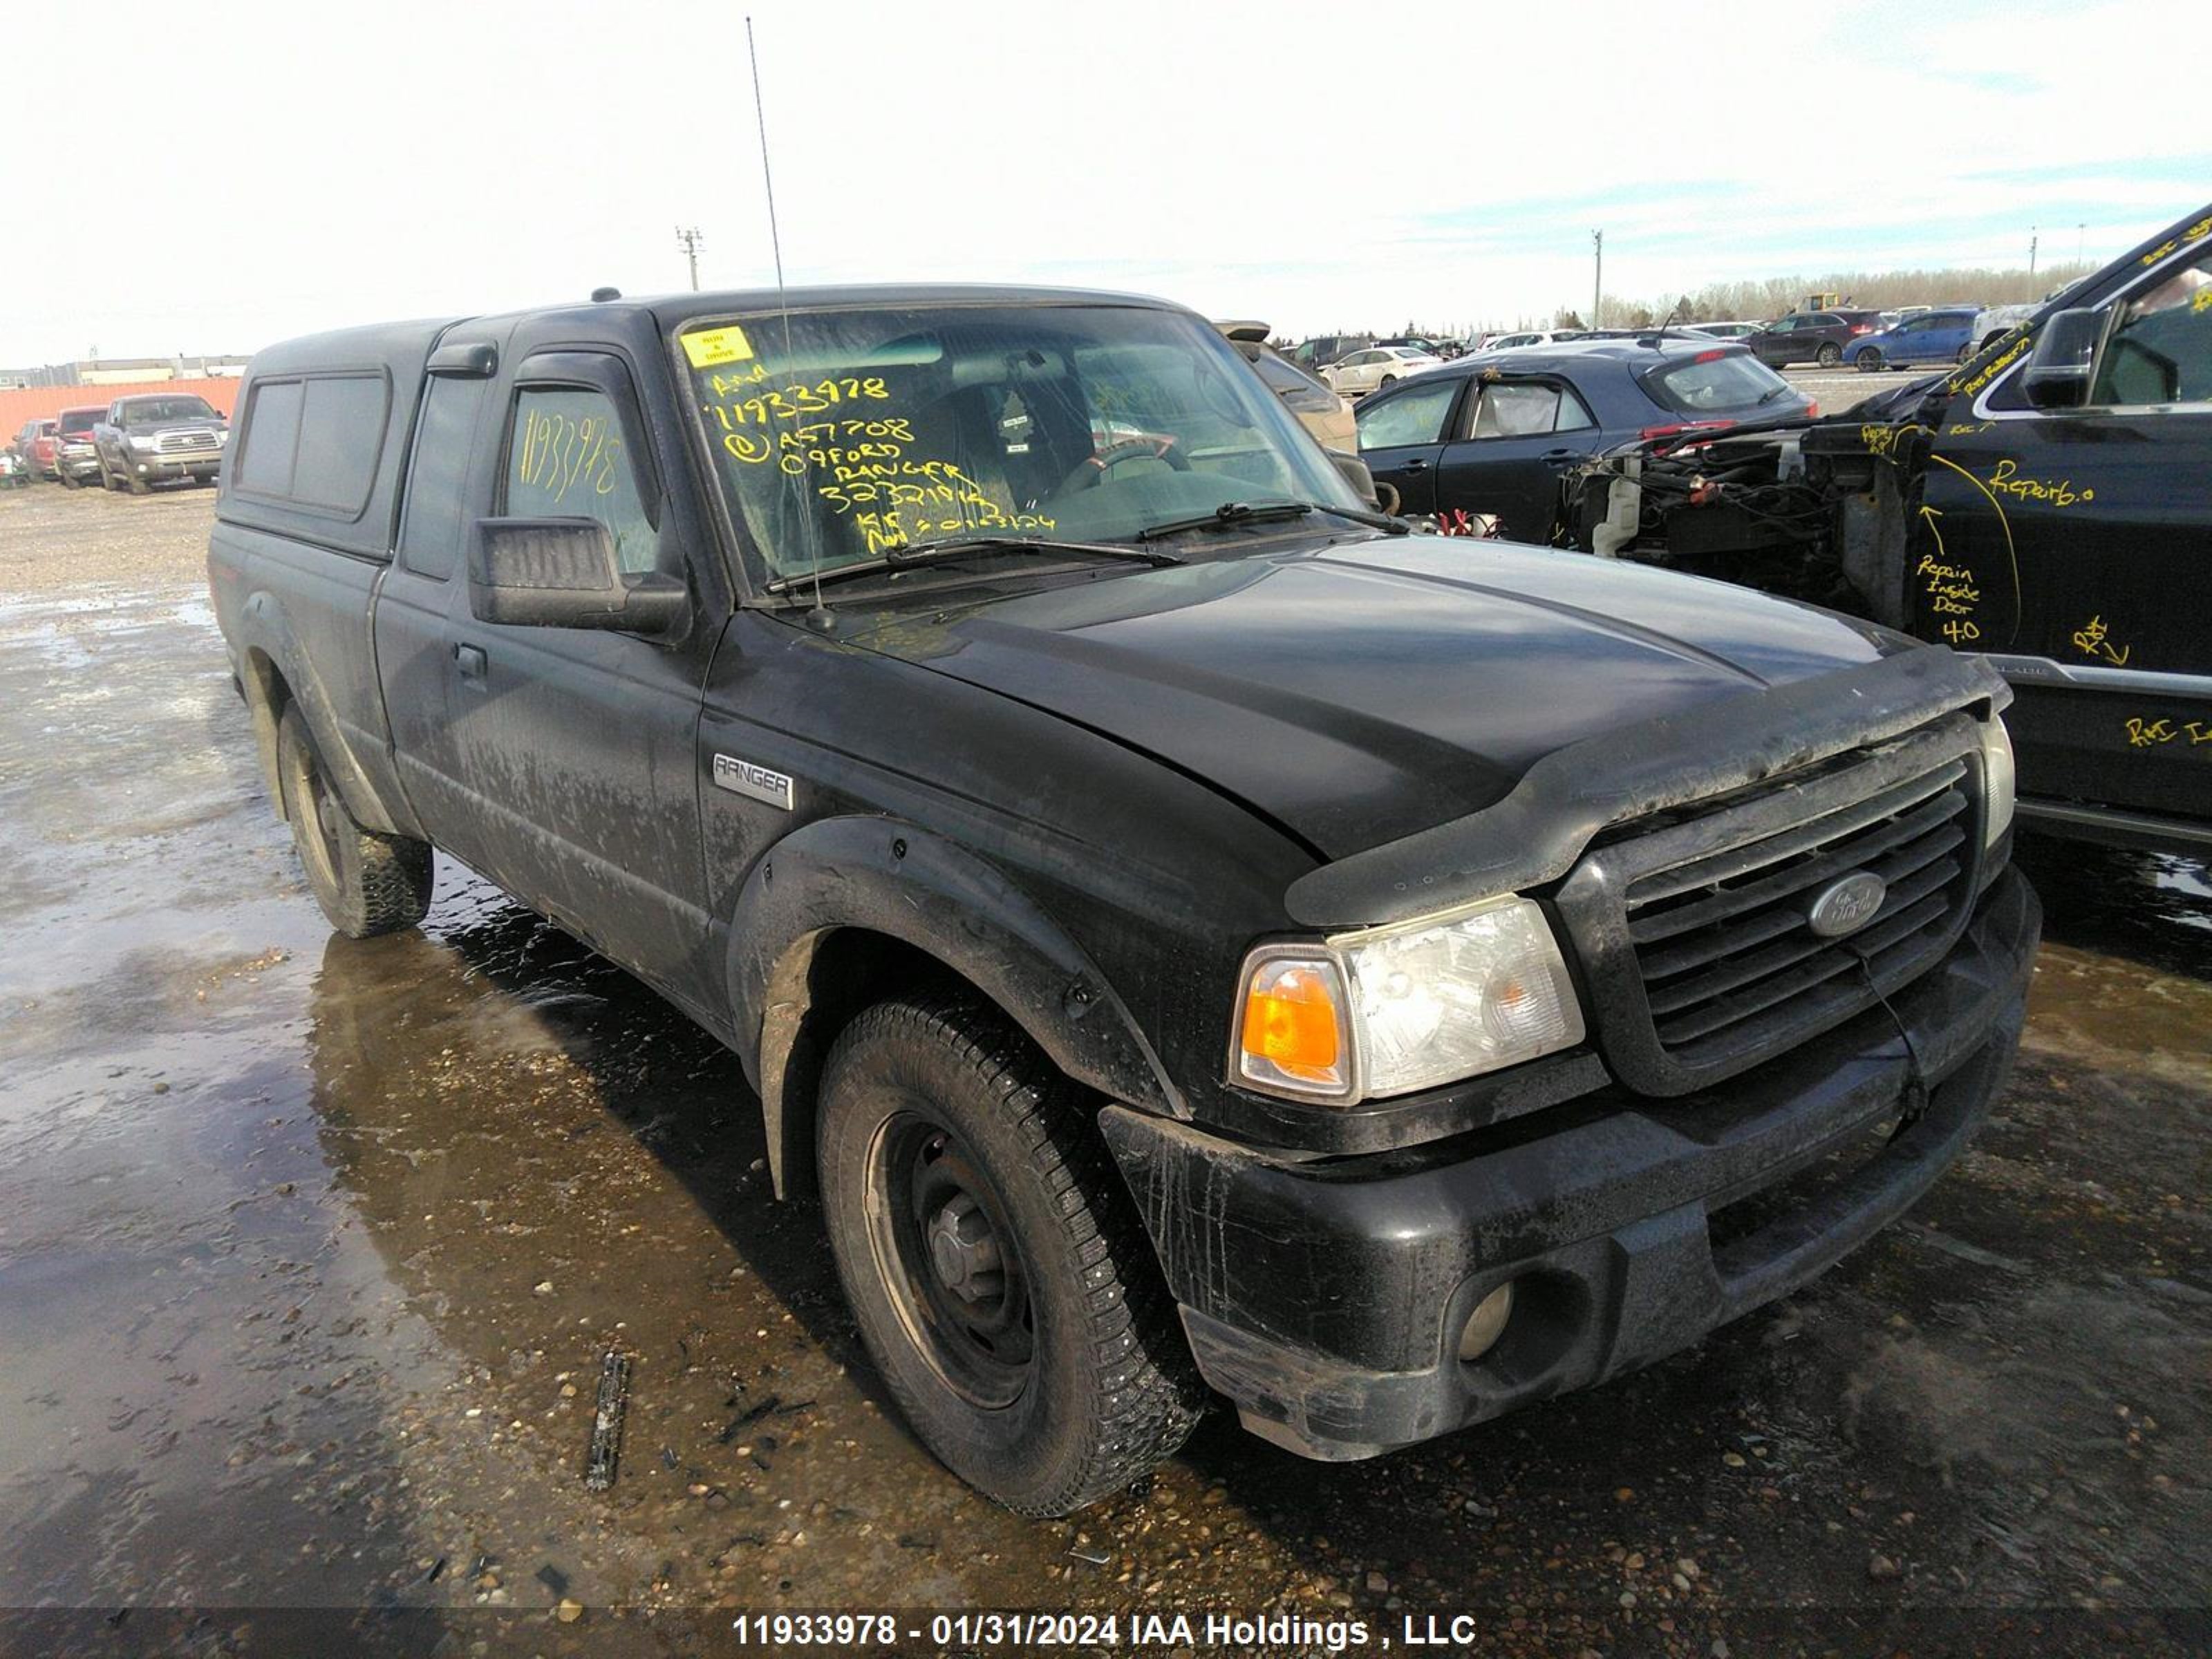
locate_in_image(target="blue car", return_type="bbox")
[1355,337,1815,541]
[1849,306,1983,372]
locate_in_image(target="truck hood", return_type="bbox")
[841,534,1898,858]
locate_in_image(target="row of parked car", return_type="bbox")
[8,394,232,494]
[1289,302,2033,389]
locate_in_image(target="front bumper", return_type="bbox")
[1100,867,2039,1460]
[57,447,100,480]
[122,447,223,480]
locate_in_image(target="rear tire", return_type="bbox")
[817,995,1203,1516]
[125,469,149,495]
[275,703,433,938]
[1378,373,1398,388]
[1956,343,1974,364]
[1817,342,1842,368]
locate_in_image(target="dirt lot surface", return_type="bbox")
[1,485,2206,1658]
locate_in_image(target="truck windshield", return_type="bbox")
[122,397,218,425]
[677,303,1362,593]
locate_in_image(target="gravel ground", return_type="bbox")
[1783,364,1933,419]
[1,484,2206,1658]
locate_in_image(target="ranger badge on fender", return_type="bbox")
[713,753,794,812]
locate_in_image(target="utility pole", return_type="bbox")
[2028,226,2038,278]
[1591,229,1604,329]
[2076,222,2086,265]
[675,225,704,292]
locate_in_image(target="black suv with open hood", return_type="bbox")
[1566,200,2212,852]
[207,285,2038,1514]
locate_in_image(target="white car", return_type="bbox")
[1321,344,1444,395]
[1483,329,1582,352]
[1683,320,1761,340]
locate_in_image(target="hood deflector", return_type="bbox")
[1285,646,2007,930]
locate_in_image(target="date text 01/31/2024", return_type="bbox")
[727,1611,1538,1649]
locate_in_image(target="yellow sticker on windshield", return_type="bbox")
[682,326,754,368]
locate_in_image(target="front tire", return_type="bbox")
[1956,343,1975,364]
[1378,373,1398,388]
[818,995,1203,1516]
[1855,347,1883,372]
[275,703,433,938]
[1817,342,1843,367]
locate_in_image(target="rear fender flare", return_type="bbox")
[728,816,1180,1195]
[232,588,410,837]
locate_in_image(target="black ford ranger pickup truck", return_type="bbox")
[207,286,2039,1516]
[1566,199,2212,852]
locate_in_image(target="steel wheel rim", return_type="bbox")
[863,1108,1034,1409]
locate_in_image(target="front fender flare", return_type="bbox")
[727,816,1181,1194]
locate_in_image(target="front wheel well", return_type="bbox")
[760,926,982,1200]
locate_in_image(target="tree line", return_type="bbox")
[1568,260,2100,330]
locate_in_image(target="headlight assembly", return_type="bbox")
[1978,715,2015,850]
[1232,897,1585,1104]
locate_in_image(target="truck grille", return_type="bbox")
[1554,715,1985,1094]
[156,429,219,453]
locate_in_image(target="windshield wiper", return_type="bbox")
[1754,385,1794,406]
[1134,498,1409,542]
[763,535,1181,595]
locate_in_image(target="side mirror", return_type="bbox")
[1327,448,1393,513]
[2021,309,2103,411]
[469,518,686,635]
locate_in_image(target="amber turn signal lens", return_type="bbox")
[1237,957,1348,1094]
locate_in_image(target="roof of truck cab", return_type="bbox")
[241,317,471,377]
[642,283,1189,326]
[402,284,1190,344]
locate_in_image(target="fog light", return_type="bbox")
[1457,1281,1516,1362]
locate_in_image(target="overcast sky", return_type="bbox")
[6,0,2206,364]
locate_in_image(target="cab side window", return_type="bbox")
[2092,248,2212,407]
[397,373,488,579]
[505,386,657,572]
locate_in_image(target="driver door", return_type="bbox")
[437,339,724,991]
[1354,375,1465,516]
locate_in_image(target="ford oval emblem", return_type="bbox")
[1807,871,1887,938]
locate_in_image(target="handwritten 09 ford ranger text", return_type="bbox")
[207,286,2039,1515]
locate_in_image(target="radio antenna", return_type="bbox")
[745,15,831,629]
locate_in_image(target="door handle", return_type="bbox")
[454,642,487,680]
[1401,458,1430,472]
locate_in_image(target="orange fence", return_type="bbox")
[1,377,244,431]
